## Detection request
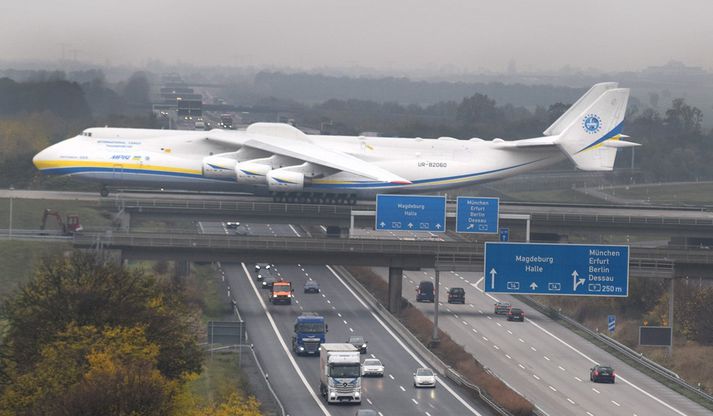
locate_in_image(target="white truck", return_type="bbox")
[319,343,362,404]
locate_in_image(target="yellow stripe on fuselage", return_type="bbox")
[34,159,202,175]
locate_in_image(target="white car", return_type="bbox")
[361,358,384,377]
[413,368,436,388]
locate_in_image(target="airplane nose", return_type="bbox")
[32,148,48,170]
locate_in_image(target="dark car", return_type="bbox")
[494,301,512,315]
[447,287,465,304]
[507,307,525,322]
[590,365,616,383]
[416,280,435,302]
[261,275,278,289]
[348,335,368,354]
[304,280,320,293]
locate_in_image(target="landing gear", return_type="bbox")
[272,192,357,205]
[99,187,109,197]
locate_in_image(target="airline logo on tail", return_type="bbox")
[582,114,602,134]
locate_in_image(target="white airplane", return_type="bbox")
[33,83,638,203]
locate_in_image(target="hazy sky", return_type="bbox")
[2,0,713,73]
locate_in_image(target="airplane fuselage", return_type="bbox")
[33,127,565,198]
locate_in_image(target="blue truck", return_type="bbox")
[292,313,327,355]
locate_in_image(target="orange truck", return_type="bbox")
[270,280,294,305]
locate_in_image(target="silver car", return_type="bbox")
[413,368,436,388]
[361,358,384,377]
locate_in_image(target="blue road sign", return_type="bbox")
[456,197,499,233]
[608,315,616,333]
[499,228,509,242]
[484,242,629,297]
[375,194,446,232]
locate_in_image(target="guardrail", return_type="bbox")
[519,295,713,406]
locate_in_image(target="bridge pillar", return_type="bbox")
[388,267,403,314]
[174,260,190,279]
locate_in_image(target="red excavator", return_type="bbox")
[40,209,83,235]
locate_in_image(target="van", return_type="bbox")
[416,280,435,302]
[447,287,465,304]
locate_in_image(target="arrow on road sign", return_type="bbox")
[572,270,585,291]
[530,282,538,290]
[466,224,474,230]
[407,223,414,229]
[490,268,497,289]
[379,221,386,228]
[435,223,442,229]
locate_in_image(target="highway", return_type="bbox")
[219,223,491,416]
[384,268,712,416]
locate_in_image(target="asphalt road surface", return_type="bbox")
[221,223,492,416]
[388,268,712,416]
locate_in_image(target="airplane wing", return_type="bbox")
[206,123,411,184]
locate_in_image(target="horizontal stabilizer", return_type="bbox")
[602,140,640,148]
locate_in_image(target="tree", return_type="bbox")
[665,98,703,135]
[1,252,203,380]
[0,325,182,416]
[123,71,150,106]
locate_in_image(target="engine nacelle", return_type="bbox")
[266,169,305,191]
[202,155,238,179]
[235,162,271,184]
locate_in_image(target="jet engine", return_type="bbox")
[266,169,304,191]
[235,162,272,184]
[202,155,238,179]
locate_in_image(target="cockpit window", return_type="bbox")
[81,131,92,137]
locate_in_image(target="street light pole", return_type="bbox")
[8,193,13,238]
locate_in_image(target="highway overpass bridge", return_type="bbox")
[107,197,713,243]
[74,231,713,312]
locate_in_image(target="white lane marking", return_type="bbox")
[525,319,688,416]
[518,338,525,343]
[586,412,594,416]
[288,224,301,237]
[496,322,502,327]
[343,320,348,325]
[326,265,483,415]
[493,345,500,350]
[238,263,329,415]
[518,364,525,370]
[400,385,406,392]
[530,346,537,352]
[478,310,483,314]
[507,330,512,335]
[366,398,373,405]
[349,327,354,333]
[567,398,575,405]
[337,313,342,318]
[321,293,326,297]
[548,385,557,392]
[326,300,331,304]
[533,374,540,380]
[462,321,468,326]
[453,314,459,319]
[469,304,474,308]
[558,366,566,371]
[592,388,600,394]
[543,356,550,361]
[389,374,395,380]
[472,328,478,333]
[486,316,492,320]
[505,354,512,360]
[611,400,621,407]
[574,377,583,382]
[482,336,488,341]
[426,412,432,416]
[412,398,418,405]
